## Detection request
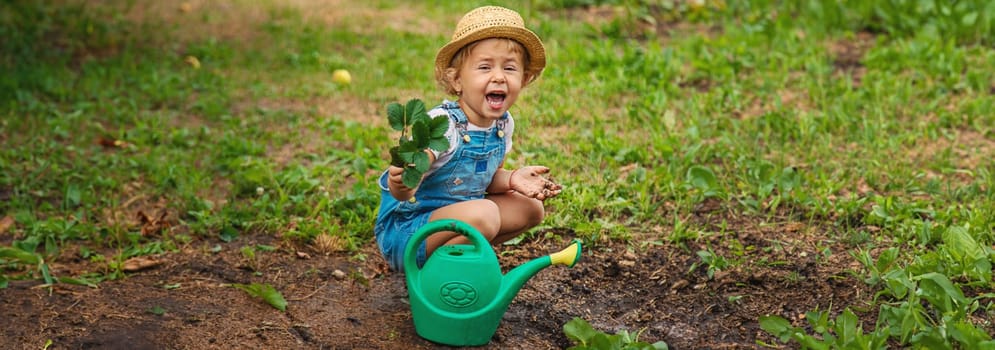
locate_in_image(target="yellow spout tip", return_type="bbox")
[550,239,582,267]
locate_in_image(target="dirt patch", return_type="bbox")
[2,212,884,349]
[904,128,994,190]
[734,84,813,120]
[828,31,876,88]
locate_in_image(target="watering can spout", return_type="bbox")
[495,239,583,309]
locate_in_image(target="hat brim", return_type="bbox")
[435,26,546,89]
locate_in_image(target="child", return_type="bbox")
[375,6,562,271]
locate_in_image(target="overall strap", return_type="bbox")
[442,101,469,143]
[442,101,509,141]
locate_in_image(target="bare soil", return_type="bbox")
[1,209,879,350]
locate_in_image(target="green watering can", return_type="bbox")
[404,219,582,346]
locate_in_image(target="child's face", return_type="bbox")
[452,38,526,127]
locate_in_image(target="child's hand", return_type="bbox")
[509,166,562,200]
[387,165,419,202]
[387,166,411,190]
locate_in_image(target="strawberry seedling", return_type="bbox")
[386,99,450,189]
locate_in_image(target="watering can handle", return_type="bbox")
[403,219,489,273]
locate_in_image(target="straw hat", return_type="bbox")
[435,6,546,88]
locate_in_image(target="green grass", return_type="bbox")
[2,0,994,347]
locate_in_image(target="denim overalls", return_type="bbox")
[375,101,508,271]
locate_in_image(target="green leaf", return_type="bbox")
[411,151,430,173]
[875,248,899,274]
[398,137,420,151]
[255,244,276,252]
[387,102,405,131]
[942,226,992,282]
[39,263,54,285]
[411,119,430,149]
[589,333,624,349]
[405,99,427,123]
[429,114,449,138]
[686,165,718,195]
[65,184,81,207]
[949,320,993,347]
[219,225,239,243]
[943,226,986,262]
[0,247,41,264]
[962,12,978,26]
[881,269,912,299]
[564,317,598,345]
[389,146,405,167]
[58,276,98,288]
[650,341,669,350]
[759,315,794,342]
[915,272,966,314]
[401,168,423,189]
[796,336,830,350]
[835,309,858,345]
[777,166,800,192]
[806,309,830,335]
[911,326,950,350]
[428,137,450,153]
[397,150,416,167]
[232,283,287,311]
[0,275,8,289]
[148,305,166,315]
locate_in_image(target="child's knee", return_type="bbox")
[470,201,502,239]
[524,198,546,226]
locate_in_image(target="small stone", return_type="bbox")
[332,269,347,280]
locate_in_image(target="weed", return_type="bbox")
[690,248,729,279]
[231,283,288,312]
[563,317,668,350]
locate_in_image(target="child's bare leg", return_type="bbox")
[486,191,545,244]
[425,199,501,256]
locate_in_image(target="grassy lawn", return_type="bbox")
[2,0,994,348]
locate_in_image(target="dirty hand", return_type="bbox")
[509,166,562,200]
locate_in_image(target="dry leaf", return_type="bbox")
[783,222,805,233]
[122,257,162,272]
[295,251,311,259]
[137,210,170,236]
[0,216,13,235]
[313,234,346,254]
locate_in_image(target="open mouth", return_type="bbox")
[485,92,506,109]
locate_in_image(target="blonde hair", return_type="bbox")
[440,38,532,96]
